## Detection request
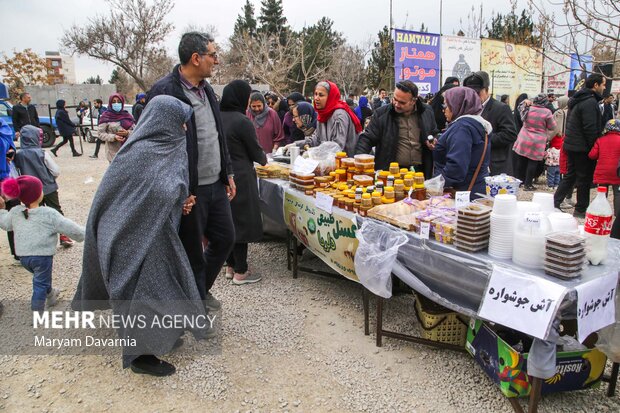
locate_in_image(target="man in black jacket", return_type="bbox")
[553,74,606,216]
[355,80,438,178]
[463,71,517,175]
[11,92,40,140]
[147,32,235,311]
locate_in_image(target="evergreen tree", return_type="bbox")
[233,0,257,37]
[486,9,540,46]
[367,26,394,91]
[258,0,287,36]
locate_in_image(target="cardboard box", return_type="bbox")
[465,319,607,398]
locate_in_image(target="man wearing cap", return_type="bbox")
[463,71,517,175]
[355,80,439,178]
[132,93,146,123]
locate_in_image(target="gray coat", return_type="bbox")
[14,125,58,195]
[72,95,208,367]
[299,108,358,155]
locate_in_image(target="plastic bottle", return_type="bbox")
[584,186,613,265]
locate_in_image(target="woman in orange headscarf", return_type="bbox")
[292,81,362,155]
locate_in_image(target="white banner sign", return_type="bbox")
[575,273,618,343]
[440,35,481,86]
[478,266,567,339]
[543,52,571,95]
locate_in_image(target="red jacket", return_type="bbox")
[588,131,620,185]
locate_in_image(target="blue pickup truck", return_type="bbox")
[0,99,58,148]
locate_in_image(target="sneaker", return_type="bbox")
[89,155,98,159]
[72,152,82,157]
[564,198,576,207]
[46,288,60,308]
[225,266,234,280]
[232,271,262,285]
[130,355,176,377]
[59,235,75,247]
[204,292,221,311]
[560,200,574,210]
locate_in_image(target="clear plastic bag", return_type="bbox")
[596,289,620,362]
[307,141,341,176]
[354,220,408,298]
[425,175,445,197]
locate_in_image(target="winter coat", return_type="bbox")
[221,111,267,243]
[298,108,359,157]
[147,64,233,193]
[97,121,133,163]
[14,125,59,195]
[513,105,556,161]
[563,88,604,153]
[355,102,438,178]
[480,97,517,175]
[54,108,76,137]
[11,103,40,132]
[588,131,620,185]
[247,107,284,153]
[433,115,491,198]
[132,102,145,123]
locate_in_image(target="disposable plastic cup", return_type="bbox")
[492,194,518,215]
[532,192,554,213]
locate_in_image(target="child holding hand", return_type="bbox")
[0,176,85,312]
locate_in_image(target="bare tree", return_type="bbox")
[526,0,620,80]
[225,31,300,95]
[327,45,367,96]
[61,0,175,90]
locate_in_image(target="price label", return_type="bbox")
[315,191,333,214]
[420,222,431,239]
[524,212,542,228]
[455,191,471,209]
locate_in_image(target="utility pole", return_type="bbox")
[479,4,484,38]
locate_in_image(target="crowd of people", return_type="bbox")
[1,30,619,377]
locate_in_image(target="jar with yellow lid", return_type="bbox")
[338,183,348,192]
[335,152,347,169]
[344,198,355,212]
[384,186,395,199]
[381,197,395,204]
[400,168,409,175]
[371,191,382,205]
[403,173,414,188]
[361,193,373,208]
[389,162,400,175]
[335,169,347,182]
[377,170,390,185]
[394,179,405,192]
[414,172,425,188]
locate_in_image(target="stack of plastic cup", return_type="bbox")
[489,194,519,259]
[532,192,555,214]
[512,212,552,269]
[547,212,579,233]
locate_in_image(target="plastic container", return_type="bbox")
[335,151,347,169]
[353,175,374,187]
[371,191,382,206]
[413,292,468,346]
[341,158,355,168]
[485,174,521,197]
[389,162,400,175]
[384,186,395,199]
[492,194,518,215]
[532,192,555,214]
[387,175,395,188]
[584,186,613,265]
[547,212,579,233]
[335,169,347,182]
[404,174,414,188]
[376,181,384,195]
[354,154,375,164]
[414,172,425,188]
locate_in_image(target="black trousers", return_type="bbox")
[226,243,248,274]
[515,154,541,187]
[179,181,235,299]
[54,135,78,154]
[553,150,596,213]
[93,138,103,157]
[43,191,64,215]
[5,198,19,257]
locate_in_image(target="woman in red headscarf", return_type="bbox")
[292,81,362,156]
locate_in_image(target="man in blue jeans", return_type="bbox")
[148,32,236,312]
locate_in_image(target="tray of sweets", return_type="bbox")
[545,232,585,249]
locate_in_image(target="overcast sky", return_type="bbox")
[2,0,542,83]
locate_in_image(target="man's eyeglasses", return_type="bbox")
[199,51,218,60]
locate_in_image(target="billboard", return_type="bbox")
[394,29,441,95]
[569,54,592,91]
[543,52,571,95]
[440,35,481,85]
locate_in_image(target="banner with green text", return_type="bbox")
[284,189,359,282]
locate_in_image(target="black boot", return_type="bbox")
[50,148,58,157]
[130,355,176,376]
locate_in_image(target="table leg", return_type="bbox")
[362,288,370,336]
[508,398,524,413]
[528,377,542,413]
[376,297,383,347]
[606,362,619,397]
[286,230,292,271]
[291,235,298,279]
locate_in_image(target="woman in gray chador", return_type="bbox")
[72,95,209,376]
